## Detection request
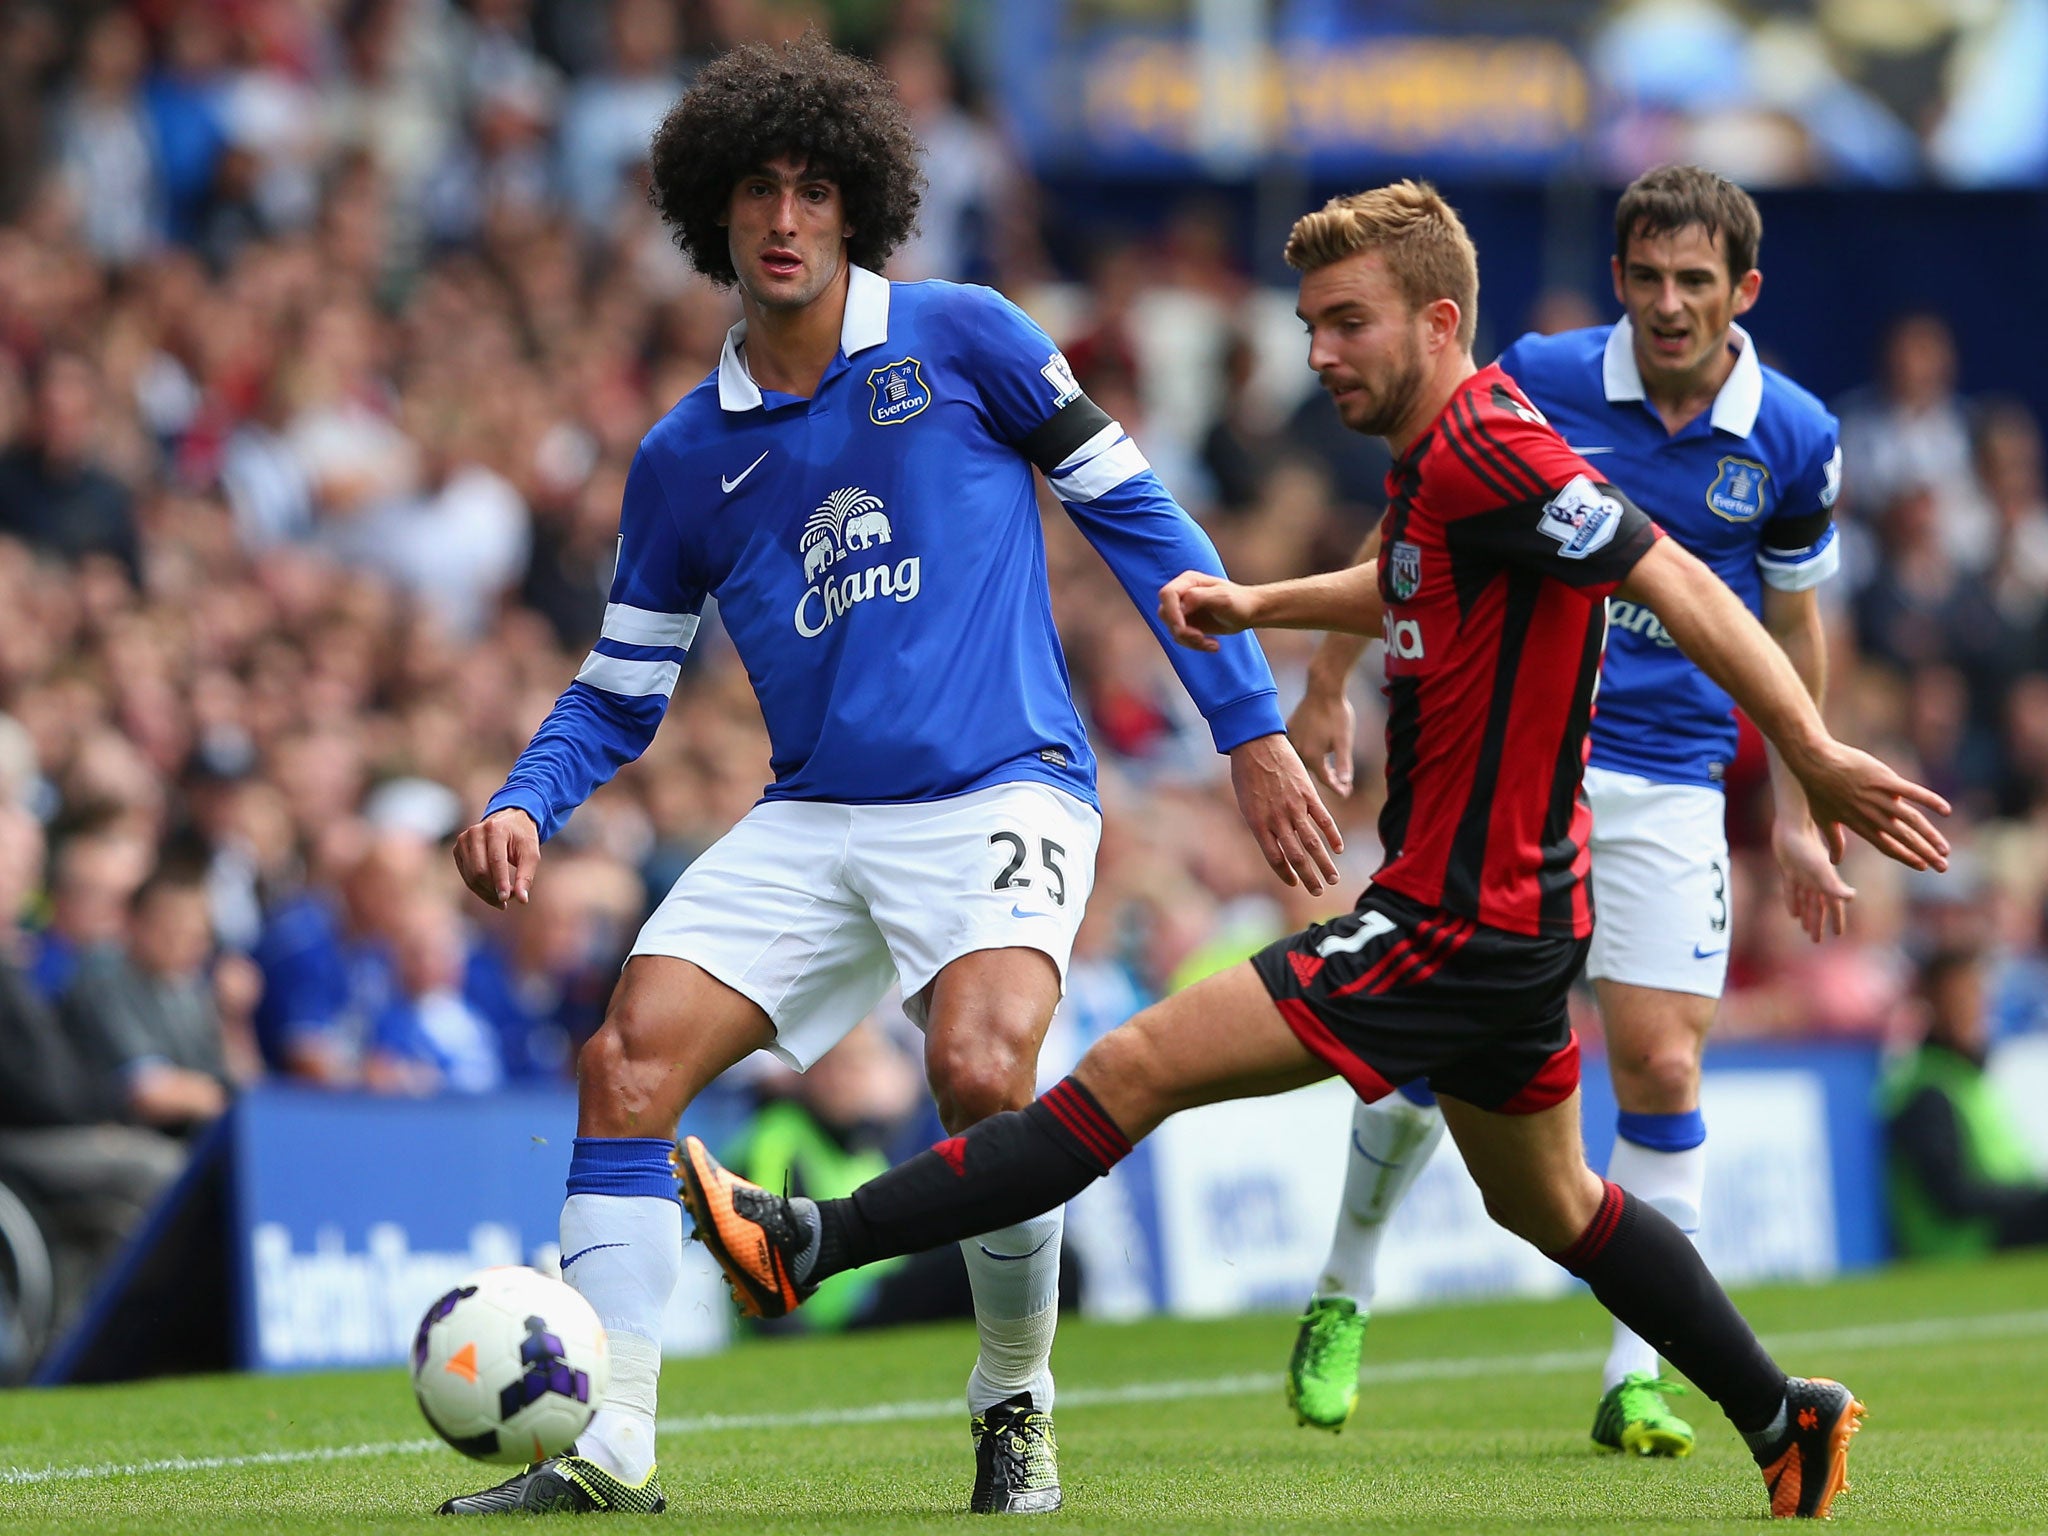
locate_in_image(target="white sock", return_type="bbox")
[1316,1092,1445,1306]
[1601,1134,1706,1391]
[961,1208,1063,1414]
[559,1192,681,1482]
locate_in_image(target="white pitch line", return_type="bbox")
[6,1307,2045,1488]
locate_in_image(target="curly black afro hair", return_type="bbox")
[648,33,924,288]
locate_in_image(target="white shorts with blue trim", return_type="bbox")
[1583,766,1732,1000]
[630,781,1101,1070]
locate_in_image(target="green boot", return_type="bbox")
[1286,1296,1368,1431]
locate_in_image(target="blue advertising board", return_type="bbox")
[38,1041,1893,1381]
[1081,1039,1889,1319]
[231,1087,736,1372]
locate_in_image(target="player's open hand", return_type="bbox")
[1160,571,1260,652]
[1797,743,1951,874]
[454,807,541,909]
[1228,733,1344,894]
[1289,683,1357,798]
[1771,815,1855,942]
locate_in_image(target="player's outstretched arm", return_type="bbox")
[1761,585,1855,941]
[1158,563,1384,651]
[1288,529,1381,798]
[1617,538,1951,872]
[454,807,541,910]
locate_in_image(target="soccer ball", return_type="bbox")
[410,1266,610,1465]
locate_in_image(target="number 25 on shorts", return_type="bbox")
[989,831,1068,906]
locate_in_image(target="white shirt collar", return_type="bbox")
[716,264,892,413]
[1602,315,1763,437]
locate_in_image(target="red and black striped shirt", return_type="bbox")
[1371,364,1661,940]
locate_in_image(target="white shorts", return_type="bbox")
[631,781,1101,1070]
[1583,766,1731,999]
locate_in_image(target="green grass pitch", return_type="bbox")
[4,1253,2046,1534]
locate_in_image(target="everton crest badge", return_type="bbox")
[867,358,931,426]
[1705,455,1770,522]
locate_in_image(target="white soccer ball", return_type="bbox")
[411,1266,610,1465]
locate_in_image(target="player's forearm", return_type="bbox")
[1245,563,1383,635]
[1067,473,1285,747]
[485,681,667,841]
[1761,589,1829,822]
[1617,540,1829,774]
[1301,530,1382,693]
[1306,632,1372,694]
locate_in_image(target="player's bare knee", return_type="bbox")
[576,1003,687,1135]
[927,1036,1034,1132]
[1612,1043,1701,1115]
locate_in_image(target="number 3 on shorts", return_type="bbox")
[1316,908,1397,957]
[989,831,1068,906]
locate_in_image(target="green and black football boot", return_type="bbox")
[437,1453,666,1515]
[969,1392,1061,1514]
[1286,1295,1368,1431]
[1590,1371,1695,1458]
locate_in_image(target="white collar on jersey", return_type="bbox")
[716,264,892,413]
[1601,314,1763,437]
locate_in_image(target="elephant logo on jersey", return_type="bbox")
[867,358,931,425]
[794,487,922,638]
[1706,456,1770,522]
[1388,540,1423,602]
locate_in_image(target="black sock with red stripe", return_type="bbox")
[1550,1181,1785,1434]
[807,1076,1131,1283]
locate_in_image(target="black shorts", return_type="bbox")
[1250,885,1589,1114]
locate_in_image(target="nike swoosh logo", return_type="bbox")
[1350,1129,1402,1169]
[561,1242,628,1270]
[1568,444,1616,455]
[1693,945,1726,960]
[976,1232,1058,1263]
[1010,904,1043,919]
[721,450,769,493]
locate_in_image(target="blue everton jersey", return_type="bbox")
[487,267,1283,838]
[1498,320,1841,789]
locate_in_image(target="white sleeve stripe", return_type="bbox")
[1759,535,1840,592]
[1052,423,1125,475]
[600,603,699,650]
[1049,437,1150,503]
[575,652,682,698]
[1757,522,1837,566]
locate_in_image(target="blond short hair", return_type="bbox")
[1284,181,1479,348]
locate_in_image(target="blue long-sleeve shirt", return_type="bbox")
[487,269,1283,838]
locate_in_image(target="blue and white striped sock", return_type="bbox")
[560,1137,680,1482]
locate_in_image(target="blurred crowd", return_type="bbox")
[0,0,2044,1330]
[1588,0,2048,186]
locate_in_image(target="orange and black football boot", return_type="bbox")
[675,1136,813,1319]
[1753,1377,1866,1519]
